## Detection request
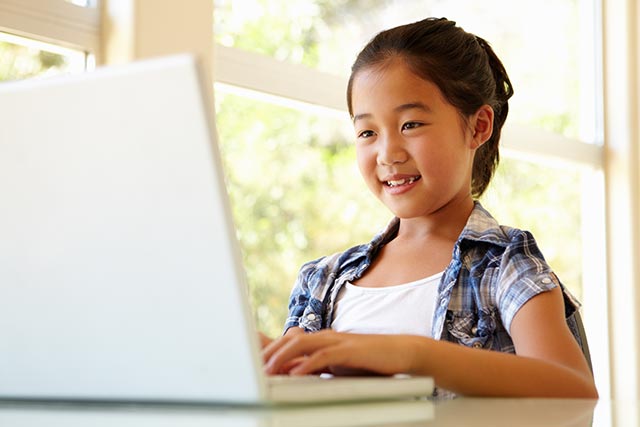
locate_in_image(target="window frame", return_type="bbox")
[215,44,604,168]
[602,0,640,411]
[0,0,100,56]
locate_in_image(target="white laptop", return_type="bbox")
[0,54,434,405]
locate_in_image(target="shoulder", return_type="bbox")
[460,203,548,269]
[466,215,553,294]
[296,244,368,283]
[296,217,400,286]
[458,204,558,330]
[287,221,396,331]
[460,203,536,247]
[479,220,552,286]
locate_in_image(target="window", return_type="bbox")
[0,0,99,82]
[0,32,88,81]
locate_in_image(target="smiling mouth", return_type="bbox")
[385,176,421,187]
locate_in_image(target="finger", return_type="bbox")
[258,332,273,349]
[289,334,414,376]
[278,356,308,374]
[264,331,340,374]
[262,334,294,363]
[280,356,334,375]
[289,344,350,375]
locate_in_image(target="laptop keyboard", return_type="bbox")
[267,374,334,384]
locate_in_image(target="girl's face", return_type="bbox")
[351,59,490,220]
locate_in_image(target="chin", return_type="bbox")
[386,205,434,219]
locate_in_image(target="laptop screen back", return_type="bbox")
[0,55,264,403]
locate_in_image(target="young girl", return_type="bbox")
[262,17,598,398]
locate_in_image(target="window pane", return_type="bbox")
[0,33,87,82]
[214,0,596,140]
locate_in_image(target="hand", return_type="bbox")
[258,331,274,349]
[262,329,420,376]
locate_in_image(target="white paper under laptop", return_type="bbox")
[0,54,433,404]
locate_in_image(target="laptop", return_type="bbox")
[0,54,434,405]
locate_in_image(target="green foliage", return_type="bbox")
[214,0,394,74]
[0,40,67,81]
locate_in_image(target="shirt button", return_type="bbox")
[440,299,447,307]
[306,313,316,321]
[471,326,478,335]
[472,342,482,349]
[541,278,552,284]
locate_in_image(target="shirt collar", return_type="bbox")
[347,201,509,270]
[457,201,512,248]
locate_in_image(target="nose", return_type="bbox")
[377,133,408,166]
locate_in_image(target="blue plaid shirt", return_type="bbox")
[285,203,583,383]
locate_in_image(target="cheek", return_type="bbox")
[355,145,374,176]
[415,144,465,183]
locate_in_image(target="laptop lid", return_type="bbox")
[0,55,266,403]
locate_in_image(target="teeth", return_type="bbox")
[387,176,419,187]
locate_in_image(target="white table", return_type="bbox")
[0,396,615,426]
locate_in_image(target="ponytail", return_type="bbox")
[472,36,514,197]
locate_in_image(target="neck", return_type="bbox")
[396,197,475,243]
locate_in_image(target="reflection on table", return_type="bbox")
[428,397,598,427]
[0,399,432,427]
[0,396,620,427]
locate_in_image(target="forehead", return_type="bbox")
[351,60,446,113]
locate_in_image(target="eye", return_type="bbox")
[357,129,376,139]
[401,121,423,131]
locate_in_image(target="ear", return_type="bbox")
[470,105,494,149]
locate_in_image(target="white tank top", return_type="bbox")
[330,271,443,338]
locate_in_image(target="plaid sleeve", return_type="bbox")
[284,259,322,333]
[496,230,558,333]
[283,253,340,334]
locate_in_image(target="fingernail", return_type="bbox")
[290,367,301,375]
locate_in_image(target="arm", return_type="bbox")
[411,286,596,397]
[263,287,597,398]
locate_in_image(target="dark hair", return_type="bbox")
[346,17,514,198]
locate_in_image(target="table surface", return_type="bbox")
[0,396,629,427]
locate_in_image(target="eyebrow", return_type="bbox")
[352,102,433,123]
